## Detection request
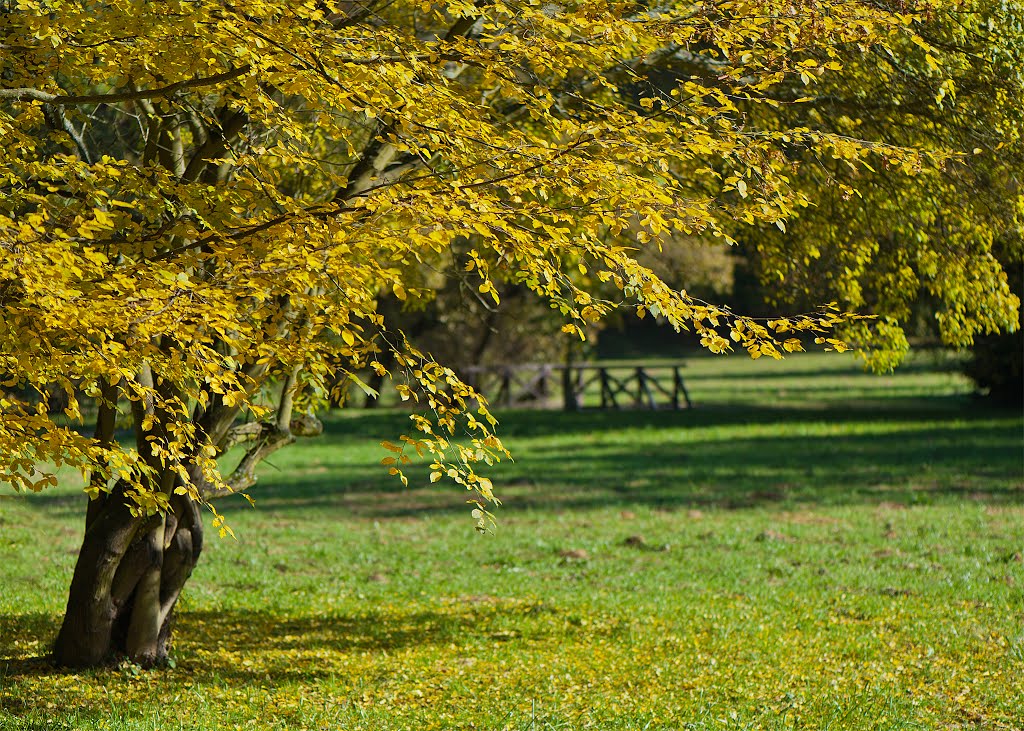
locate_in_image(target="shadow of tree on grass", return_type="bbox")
[231,410,1024,515]
[14,400,1023,521]
[0,601,564,725]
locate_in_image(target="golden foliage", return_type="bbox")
[0,0,1015,513]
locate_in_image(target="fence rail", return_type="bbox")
[461,362,692,411]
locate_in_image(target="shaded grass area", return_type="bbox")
[1,353,1022,730]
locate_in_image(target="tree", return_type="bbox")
[962,235,1023,405]
[723,0,1023,367]
[0,0,1017,668]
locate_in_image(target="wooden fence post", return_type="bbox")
[454,361,691,411]
[562,365,579,411]
[501,367,512,408]
[673,365,693,409]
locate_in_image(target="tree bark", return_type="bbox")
[54,373,205,668]
[53,364,306,667]
[54,355,312,667]
[53,484,203,668]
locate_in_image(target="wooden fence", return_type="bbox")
[461,362,692,411]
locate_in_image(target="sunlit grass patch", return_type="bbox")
[1,353,1022,730]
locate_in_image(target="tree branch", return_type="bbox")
[216,421,265,453]
[202,366,312,499]
[42,105,94,163]
[0,66,251,106]
[181,107,249,183]
[442,0,491,40]
[85,379,119,531]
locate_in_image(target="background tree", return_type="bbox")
[596,0,1021,366]
[0,0,1018,668]
[724,0,1022,367]
[962,234,1023,404]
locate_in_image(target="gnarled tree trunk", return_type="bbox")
[52,367,314,667]
[53,485,203,668]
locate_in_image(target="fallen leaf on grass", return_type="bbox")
[489,630,520,641]
[756,530,794,543]
[622,535,671,552]
[450,594,500,604]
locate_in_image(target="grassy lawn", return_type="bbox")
[1,352,1022,730]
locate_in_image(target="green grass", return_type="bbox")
[1,352,1022,730]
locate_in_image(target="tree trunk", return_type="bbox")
[53,484,203,668]
[53,365,297,668]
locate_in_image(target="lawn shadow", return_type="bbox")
[0,602,561,721]
[221,401,1024,516]
[320,397,1005,440]
[13,399,1023,520]
[0,612,58,679]
[171,603,555,681]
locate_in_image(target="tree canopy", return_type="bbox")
[738,0,1022,364]
[0,0,1019,666]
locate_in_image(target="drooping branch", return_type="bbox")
[201,366,322,499]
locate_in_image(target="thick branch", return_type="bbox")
[203,423,293,498]
[216,421,265,453]
[202,367,304,499]
[443,0,491,40]
[85,379,119,531]
[181,107,249,183]
[275,367,301,432]
[0,66,251,106]
[195,358,271,449]
[158,494,201,624]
